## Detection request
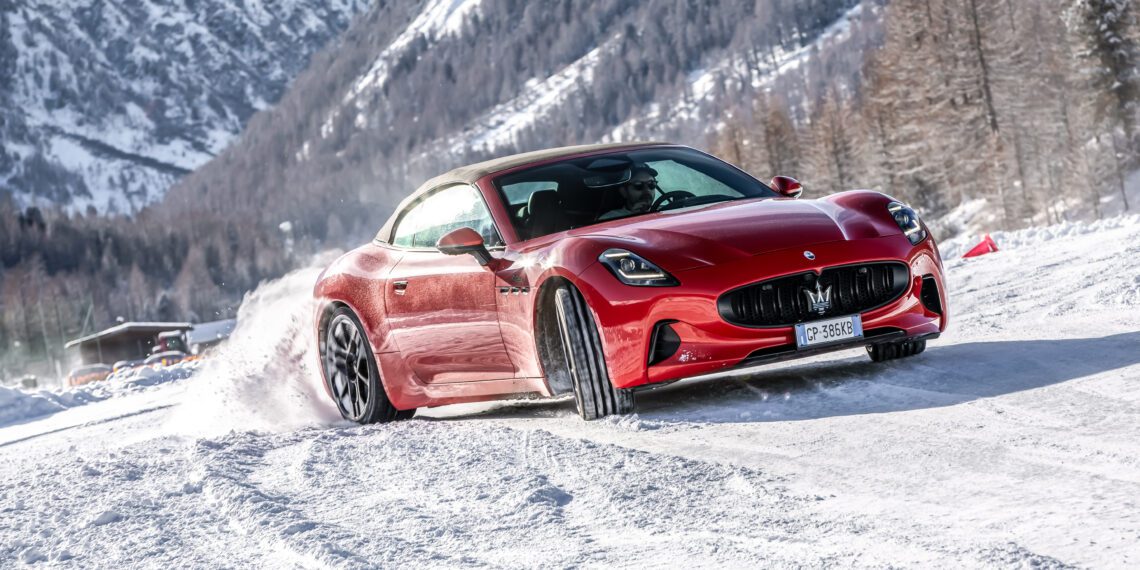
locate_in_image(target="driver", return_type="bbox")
[599,164,659,221]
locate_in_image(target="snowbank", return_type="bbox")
[939,213,1139,259]
[0,361,199,427]
[0,386,66,427]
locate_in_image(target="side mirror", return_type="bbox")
[437,227,493,266]
[770,175,803,198]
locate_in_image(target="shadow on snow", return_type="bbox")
[447,332,1140,424]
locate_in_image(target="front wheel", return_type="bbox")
[553,286,635,420]
[323,308,413,424]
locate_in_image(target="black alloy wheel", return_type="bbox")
[324,308,412,423]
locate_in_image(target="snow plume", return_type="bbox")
[169,254,344,436]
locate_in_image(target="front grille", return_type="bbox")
[718,262,909,327]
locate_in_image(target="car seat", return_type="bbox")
[524,189,565,240]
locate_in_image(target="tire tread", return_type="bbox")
[553,286,634,420]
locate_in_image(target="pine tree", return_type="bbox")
[1066,0,1138,211]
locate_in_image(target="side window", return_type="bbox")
[391,203,422,247]
[392,185,500,249]
[500,181,559,207]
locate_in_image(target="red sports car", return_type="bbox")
[314,142,947,422]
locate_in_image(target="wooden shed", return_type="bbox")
[65,322,193,365]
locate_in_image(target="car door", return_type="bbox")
[383,184,516,384]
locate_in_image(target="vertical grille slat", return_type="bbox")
[718,262,910,327]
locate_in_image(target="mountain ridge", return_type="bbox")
[163,0,866,235]
[0,0,368,213]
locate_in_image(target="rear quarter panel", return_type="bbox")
[313,243,403,355]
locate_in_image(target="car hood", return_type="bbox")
[569,195,901,271]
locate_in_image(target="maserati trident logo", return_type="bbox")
[803,250,816,260]
[804,280,832,314]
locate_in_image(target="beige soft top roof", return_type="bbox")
[416,141,674,191]
[378,141,676,242]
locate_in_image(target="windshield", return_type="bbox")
[493,147,778,241]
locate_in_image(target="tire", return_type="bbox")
[553,285,635,420]
[323,307,413,424]
[867,339,926,362]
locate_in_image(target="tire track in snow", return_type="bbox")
[189,432,476,569]
[238,420,1070,568]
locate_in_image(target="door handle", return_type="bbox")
[393,280,408,295]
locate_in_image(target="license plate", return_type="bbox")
[795,315,863,348]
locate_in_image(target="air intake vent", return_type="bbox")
[920,275,942,315]
[718,262,909,327]
[647,321,681,365]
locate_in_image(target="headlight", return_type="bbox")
[598,249,679,286]
[887,201,928,245]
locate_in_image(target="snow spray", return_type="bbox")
[167,253,346,436]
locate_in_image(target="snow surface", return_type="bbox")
[2,217,1139,567]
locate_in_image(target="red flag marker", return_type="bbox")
[962,234,999,258]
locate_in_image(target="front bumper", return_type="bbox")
[575,234,948,390]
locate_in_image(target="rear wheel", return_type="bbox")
[552,285,635,420]
[867,339,926,362]
[324,308,413,423]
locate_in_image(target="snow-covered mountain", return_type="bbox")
[0,0,368,213]
[442,2,877,156]
[344,0,877,168]
[0,0,877,376]
[163,0,871,232]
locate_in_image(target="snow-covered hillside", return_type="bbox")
[606,2,878,145]
[0,0,367,212]
[1,216,1138,567]
[420,1,878,162]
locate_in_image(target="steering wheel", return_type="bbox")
[651,190,695,211]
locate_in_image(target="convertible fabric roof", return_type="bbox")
[416,141,673,191]
[377,141,676,243]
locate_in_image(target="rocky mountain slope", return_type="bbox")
[0,0,368,212]
[161,0,870,233]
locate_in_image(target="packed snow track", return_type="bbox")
[2,217,1138,568]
